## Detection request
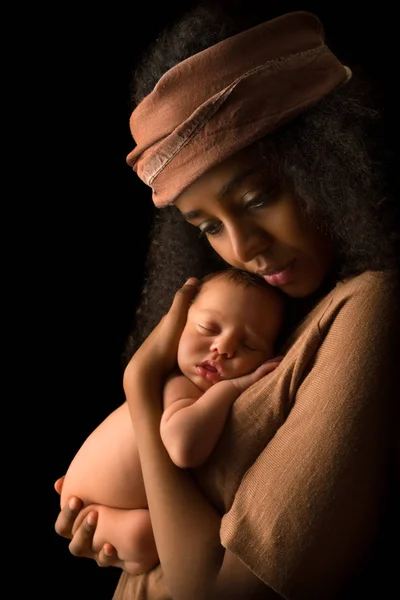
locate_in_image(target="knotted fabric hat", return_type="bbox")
[127,11,351,207]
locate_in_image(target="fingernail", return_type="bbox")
[104,545,113,556]
[69,498,79,511]
[185,277,199,286]
[87,512,97,526]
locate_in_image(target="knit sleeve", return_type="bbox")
[220,271,399,599]
[112,565,171,600]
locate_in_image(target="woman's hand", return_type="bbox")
[123,278,199,400]
[54,476,120,570]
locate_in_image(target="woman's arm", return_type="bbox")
[122,279,279,600]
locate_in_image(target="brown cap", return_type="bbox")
[127,11,351,207]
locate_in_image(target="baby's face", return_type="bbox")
[177,276,284,390]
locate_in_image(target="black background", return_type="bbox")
[26,2,397,598]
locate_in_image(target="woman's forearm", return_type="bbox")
[126,379,226,600]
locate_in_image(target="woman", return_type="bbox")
[54,2,400,599]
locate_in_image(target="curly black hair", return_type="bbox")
[123,1,399,363]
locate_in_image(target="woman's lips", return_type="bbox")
[261,261,295,286]
[196,362,222,382]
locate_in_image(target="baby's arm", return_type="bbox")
[161,360,281,468]
[160,375,238,468]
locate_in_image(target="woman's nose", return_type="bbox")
[228,221,271,263]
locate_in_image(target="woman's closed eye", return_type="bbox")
[243,188,278,210]
[198,189,278,237]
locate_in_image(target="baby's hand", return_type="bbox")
[230,356,283,394]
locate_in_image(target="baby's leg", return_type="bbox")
[75,504,159,575]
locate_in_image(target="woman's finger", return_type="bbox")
[68,511,98,558]
[167,278,199,329]
[124,277,200,387]
[54,497,84,539]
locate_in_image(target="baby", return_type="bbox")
[60,268,285,573]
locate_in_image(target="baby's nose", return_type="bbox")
[210,336,236,358]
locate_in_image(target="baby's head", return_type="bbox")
[177,268,285,389]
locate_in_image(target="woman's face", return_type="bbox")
[174,144,334,298]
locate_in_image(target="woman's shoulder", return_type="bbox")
[324,268,399,323]
[283,269,399,351]
[336,268,399,299]
[312,269,399,339]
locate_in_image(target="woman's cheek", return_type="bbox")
[207,239,235,268]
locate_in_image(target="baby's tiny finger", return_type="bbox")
[265,355,283,363]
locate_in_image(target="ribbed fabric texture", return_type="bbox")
[113,270,399,599]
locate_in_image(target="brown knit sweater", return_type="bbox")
[113,270,400,600]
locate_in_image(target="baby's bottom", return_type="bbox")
[74,504,159,575]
